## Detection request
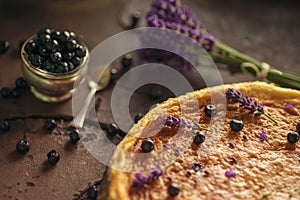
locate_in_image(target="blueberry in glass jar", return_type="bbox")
[28,54,43,67]
[37,28,53,39]
[24,29,87,74]
[49,52,62,64]
[25,40,38,54]
[75,45,86,58]
[64,39,77,52]
[71,56,81,67]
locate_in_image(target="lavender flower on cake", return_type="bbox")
[226,88,277,123]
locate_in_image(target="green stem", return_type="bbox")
[212,41,300,90]
[198,125,212,132]
[262,112,277,124]
[160,161,176,170]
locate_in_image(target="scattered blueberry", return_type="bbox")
[87,185,98,199]
[16,138,30,155]
[107,123,119,137]
[47,150,60,165]
[0,40,10,55]
[128,11,141,29]
[193,132,205,145]
[121,54,132,68]
[168,183,180,197]
[230,119,244,132]
[149,87,162,100]
[109,68,118,84]
[1,87,11,98]
[141,139,154,153]
[0,120,10,132]
[134,113,144,124]
[118,131,127,138]
[44,119,56,131]
[296,122,300,133]
[287,132,299,144]
[15,77,28,89]
[69,129,81,144]
[204,104,217,117]
[11,88,21,98]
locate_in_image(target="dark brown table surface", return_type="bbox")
[0,0,299,199]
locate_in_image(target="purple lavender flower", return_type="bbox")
[231,157,237,163]
[225,168,236,178]
[163,116,181,127]
[131,166,163,188]
[284,103,294,109]
[146,0,215,52]
[229,142,235,149]
[186,170,192,177]
[259,130,267,141]
[163,116,210,131]
[192,163,203,172]
[226,88,277,123]
[140,0,217,72]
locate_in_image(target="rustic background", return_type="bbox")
[0,0,299,122]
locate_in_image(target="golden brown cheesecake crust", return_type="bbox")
[102,82,300,200]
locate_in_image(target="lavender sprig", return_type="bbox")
[226,88,277,124]
[131,161,175,188]
[145,0,300,90]
[163,116,210,131]
[131,166,163,188]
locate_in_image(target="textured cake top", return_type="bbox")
[102,82,300,200]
